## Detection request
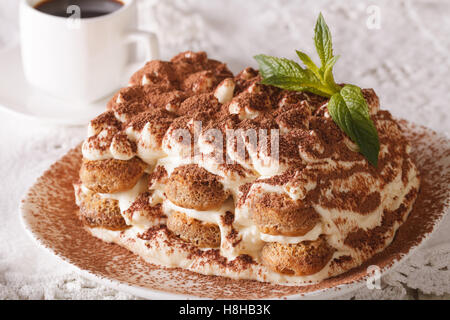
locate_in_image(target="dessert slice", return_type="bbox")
[74,14,420,285]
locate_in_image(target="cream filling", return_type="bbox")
[260,223,324,244]
[96,177,148,213]
[129,210,165,231]
[162,198,231,224]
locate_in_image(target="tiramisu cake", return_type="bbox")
[74,16,420,286]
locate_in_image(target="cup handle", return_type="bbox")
[125,30,160,63]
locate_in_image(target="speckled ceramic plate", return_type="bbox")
[20,121,450,299]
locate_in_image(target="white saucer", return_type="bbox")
[0,44,139,126]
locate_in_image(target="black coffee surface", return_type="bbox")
[34,0,124,18]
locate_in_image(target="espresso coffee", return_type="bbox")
[34,0,124,18]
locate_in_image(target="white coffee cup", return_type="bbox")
[20,0,159,102]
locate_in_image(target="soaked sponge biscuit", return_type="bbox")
[165,164,228,210]
[77,191,128,230]
[167,211,221,248]
[261,236,334,276]
[80,157,147,193]
[251,193,320,236]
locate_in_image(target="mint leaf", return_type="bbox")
[323,55,340,91]
[254,54,316,83]
[328,85,380,166]
[254,54,334,96]
[314,13,333,68]
[261,76,333,97]
[328,93,357,141]
[296,86,336,97]
[295,50,320,78]
[340,85,371,118]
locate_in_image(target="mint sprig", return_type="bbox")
[254,13,380,166]
[329,85,380,166]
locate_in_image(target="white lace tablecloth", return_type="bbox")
[0,0,449,299]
